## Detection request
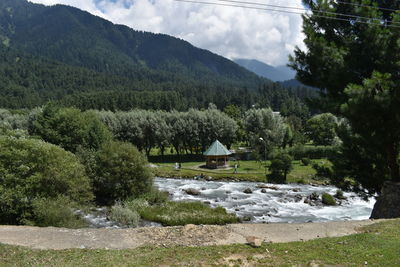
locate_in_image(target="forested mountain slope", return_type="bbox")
[0,0,264,87]
[0,0,316,111]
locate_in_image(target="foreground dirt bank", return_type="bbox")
[0,220,377,250]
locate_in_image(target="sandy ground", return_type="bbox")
[0,220,377,250]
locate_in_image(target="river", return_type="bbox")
[154,177,375,223]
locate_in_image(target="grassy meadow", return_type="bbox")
[151,159,327,184]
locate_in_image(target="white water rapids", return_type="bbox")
[154,177,375,223]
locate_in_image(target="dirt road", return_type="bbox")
[0,220,376,250]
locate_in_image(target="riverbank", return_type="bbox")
[151,159,327,184]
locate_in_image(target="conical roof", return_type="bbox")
[203,140,232,156]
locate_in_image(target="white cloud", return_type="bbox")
[28,0,305,66]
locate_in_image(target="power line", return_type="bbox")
[174,0,400,28]
[212,0,400,25]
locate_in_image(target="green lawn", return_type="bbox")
[152,159,326,184]
[0,219,399,266]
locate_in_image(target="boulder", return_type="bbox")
[261,189,267,193]
[243,188,253,194]
[257,184,278,190]
[246,236,263,247]
[184,188,201,196]
[370,181,400,219]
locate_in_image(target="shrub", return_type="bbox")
[0,135,93,225]
[109,202,140,227]
[312,161,334,179]
[29,196,87,228]
[91,141,154,205]
[287,145,339,160]
[301,157,311,166]
[322,193,337,206]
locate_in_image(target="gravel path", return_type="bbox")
[0,220,377,250]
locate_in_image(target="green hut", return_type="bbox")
[203,140,232,169]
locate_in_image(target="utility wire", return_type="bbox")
[174,0,400,28]
[213,0,400,25]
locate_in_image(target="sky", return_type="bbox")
[28,0,306,66]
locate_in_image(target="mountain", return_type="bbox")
[0,0,266,88]
[234,59,295,82]
[0,0,314,112]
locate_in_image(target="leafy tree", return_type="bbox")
[90,141,154,205]
[268,152,293,183]
[244,108,286,156]
[30,103,112,152]
[290,0,400,193]
[0,134,93,225]
[306,113,338,146]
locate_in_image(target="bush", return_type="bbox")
[312,161,334,179]
[268,152,293,183]
[301,157,311,166]
[0,135,93,225]
[136,201,239,226]
[29,196,87,228]
[91,141,154,205]
[287,145,339,160]
[322,193,337,206]
[109,202,140,227]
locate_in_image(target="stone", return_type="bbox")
[257,184,278,190]
[261,189,267,193]
[184,188,201,196]
[294,194,303,202]
[370,181,400,219]
[243,188,253,194]
[246,236,263,247]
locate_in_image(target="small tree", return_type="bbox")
[91,141,154,205]
[306,113,338,146]
[268,152,293,183]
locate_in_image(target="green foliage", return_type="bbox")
[0,135,93,225]
[287,144,339,160]
[134,201,239,226]
[306,113,338,146]
[312,161,333,180]
[97,108,238,155]
[90,141,153,205]
[268,152,293,183]
[29,196,87,228]
[30,103,112,153]
[290,0,400,194]
[321,193,336,206]
[244,108,286,155]
[109,202,140,227]
[301,157,311,166]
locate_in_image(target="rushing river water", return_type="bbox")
[154,177,375,224]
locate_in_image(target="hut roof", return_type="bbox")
[203,140,232,156]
